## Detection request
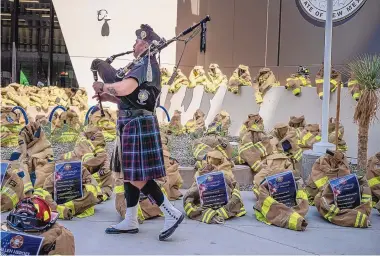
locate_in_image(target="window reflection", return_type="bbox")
[1,0,78,88]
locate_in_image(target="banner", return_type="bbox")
[1,162,9,186]
[54,161,83,205]
[266,171,297,207]
[329,174,361,209]
[196,171,228,207]
[1,231,44,255]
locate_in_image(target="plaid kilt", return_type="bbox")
[117,114,166,181]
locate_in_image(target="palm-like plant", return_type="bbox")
[347,54,380,170]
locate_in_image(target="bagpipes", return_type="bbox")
[90,15,211,116]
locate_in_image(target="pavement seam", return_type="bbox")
[223,224,319,255]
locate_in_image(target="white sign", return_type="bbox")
[299,0,367,22]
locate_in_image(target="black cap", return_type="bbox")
[135,24,161,44]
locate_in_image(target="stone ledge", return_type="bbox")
[179,165,254,189]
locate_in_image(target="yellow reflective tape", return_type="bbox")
[1,187,19,207]
[216,145,228,158]
[92,172,100,179]
[137,203,145,221]
[184,203,192,211]
[331,79,338,85]
[57,205,66,219]
[368,177,380,187]
[293,149,303,161]
[261,196,276,217]
[82,153,94,163]
[355,211,362,228]
[94,147,105,154]
[87,140,96,151]
[219,207,229,219]
[24,182,33,193]
[288,212,301,230]
[202,208,213,223]
[360,213,367,227]
[236,207,247,217]
[33,188,50,199]
[353,92,361,99]
[43,210,50,221]
[233,192,242,200]
[316,79,324,83]
[286,78,292,82]
[63,201,75,215]
[254,142,266,156]
[302,132,313,144]
[318,92,323,97]
[64,152,72,160]
[238,142,254,154]
[315,135,321,141]
[253,187,259,195]
[361,194,372,203]
[315,176,328,189]
[296,190,308,200]
[194,143,208,159]
[295,129,301,139]
[324,205,337,221]
[250,160,261,172]
[348,80,358,87]
[114,185,124,194]
[293,88,301,95]
[84,184,98,198]
[185,206,194,216]
[206,209,215,223]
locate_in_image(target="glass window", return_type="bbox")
[0,0,78,88]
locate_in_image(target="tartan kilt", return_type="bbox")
[117,114,166,181]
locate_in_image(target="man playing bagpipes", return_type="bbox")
[91,24,184,241]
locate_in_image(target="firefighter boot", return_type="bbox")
[105,205,139,234]
[158,195,184,241]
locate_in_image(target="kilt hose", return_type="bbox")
[117,114,166,181]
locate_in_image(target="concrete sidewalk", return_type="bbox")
[2,191,379,255]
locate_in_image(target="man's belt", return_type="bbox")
[118,109,154,118]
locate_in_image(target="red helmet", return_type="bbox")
[7,196,58,232]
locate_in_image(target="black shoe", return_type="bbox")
[158,213,185,241]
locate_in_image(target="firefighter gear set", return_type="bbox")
[236,123,273,171]
[87,108,117,142]
[168,68,189,93]
[253,152,296,188]
[61,126,112,202]
[239,114,264,140]
[207,63,228,93]
[40,162,100,220]
[71,87,88,112]
[315,65,343,100]
[228,65,252,94]
[2,196,75,255]
[51,108,82,143]
[183,150,246,224]
[305,151,350,205]
[270,123,303,163]
[253,176,309,231]
[366,152,380,213]
[168,110,185,135]
[314,173,372,228]
[184,109,206,138]
[297,124,321,150]
[327,118,348,152]
[289,115,306,130]
[1,87,19,107]
[285,67,312,96]
[192,132,234,172]
[253,68,280,104]
[17,122,55,197]
[161,67,172,86]
[347,76,362,101]
[0,106,23,147]
[207,110,231,137]
[188,66,212,90]
[0,162,25,212]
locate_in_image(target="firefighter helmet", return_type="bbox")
[7,196,58,232]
